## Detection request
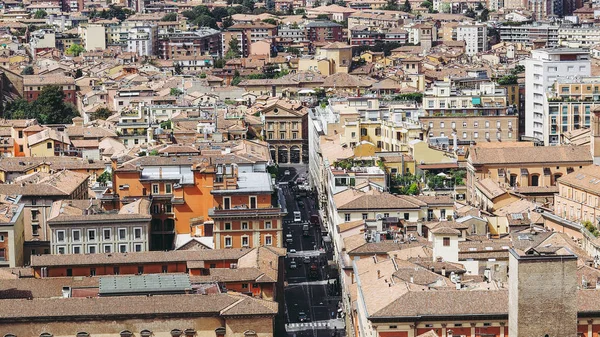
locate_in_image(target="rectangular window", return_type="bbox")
[362,213,368,220]
[18,131,23,138]
[265,221,272,229]
[47,142,52,149]
[443,237,451,246]
[90,268,96,276]
[265,235,272,246]
[57,230,65,242]
[345,214,351,221]
[73,246,81,254]
[104,245,112,253]
[134,228,142,239]
[57,247,65,254]
[165,183,172,194]
[134,243,143,252]
[250,196,257,209]
[138,266,144,274]
[242,283,248,289]
[242,222,249,230]
[113,267,120,275]
[88,229,96,241]
[103,228,111,240]
[225,223,231,230]
[225,237,232,247]
[152,184,159,194]
[404,213,409,220]
[242,236,249,247]
[223,197,231,210]
[118,228,126,240]
[119,244,127,253]
[88,245,96,254]
[72,230,81,242]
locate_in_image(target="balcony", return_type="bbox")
[208,206,286,219]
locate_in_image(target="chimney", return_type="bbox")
[441,267,446,276]
[377,270,381,278]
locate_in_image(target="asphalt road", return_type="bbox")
[278,164,345,337]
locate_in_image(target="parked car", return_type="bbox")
[298,200,304,208]
[289,261,297,269]
[284,170,290,176]
[303,256,311,264]
[294,211,302,222]
[288,248,297,254]
[298,312,309,322]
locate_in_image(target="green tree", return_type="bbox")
[402,0,411,11]
[497,74,518,85]
[96,171,112,184]
[34,86,79,124]
[161,12,177,21]
[149,149,159,156]
[21,66,34,75]
[91,107,112,120]
[75,69,83,78]
[170,88,183,96]
[465,7,476,18]
[214,58,226,68]
[222,15,234,28]
[286,47,301,55]
[262,18,278,25]
[174,62,183,75]
[512,64,525,74]
[194,15,217,29]
[295,8,306,14]
[316,14,329,19]
[211,7,230,19]
[225,37,241,59]
[440,2,451,12]
[34,9,47,19]
[478,8,489,21]
[475,2,483,9]
[66,43,85,56]
[312,0,321,6]
[384,0,398,10]
[6,86,80,124]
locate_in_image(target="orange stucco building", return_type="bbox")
[106,152,284,250]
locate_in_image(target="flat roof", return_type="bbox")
[99,274,192,295]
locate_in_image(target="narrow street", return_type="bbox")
[278,164,345,337]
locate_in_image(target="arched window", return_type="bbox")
[215,327,226,337]
[4,334,16,337]
[164,218,175,232]
[76,333,89,337]
[171,329,183,337]
[244,330,258,337]
[184,329,196,337]
[531,174,540,187]
[120,331,133,337]
[140,330,152,337]
[40,334,53,337]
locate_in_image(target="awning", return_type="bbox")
[472,97,481,105]
[298,89,316,94]
[520,168,529,176]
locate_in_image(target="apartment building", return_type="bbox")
[554,165,600,225]
[48,199,151,255]
[466,144,593,205]
[524,48,591,144]
[456,23,487,56]
[559,25,600,48]
[222,22,277,58]
[262,100,308,164]
[157,28,222,59]
[0,169,90,263]
[546,76,600,145]
[127,25,157,56]
[347,11,402,31]
[305,21,344,44]
[23,75,77,105]
[0,194,25,268]
[210,169,285,249]
[83,24,106,51]
[422,81,518,143]
[499,24,559,47]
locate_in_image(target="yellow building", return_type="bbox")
[546,76,600,145]
[27,129,70,157]
[315,42,352,74]
[466,143,593,205]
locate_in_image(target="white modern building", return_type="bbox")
[456,23,488,56]
[524,48,591,144]
[83,24,106,52]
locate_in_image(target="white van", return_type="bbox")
[294,211,302,222]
